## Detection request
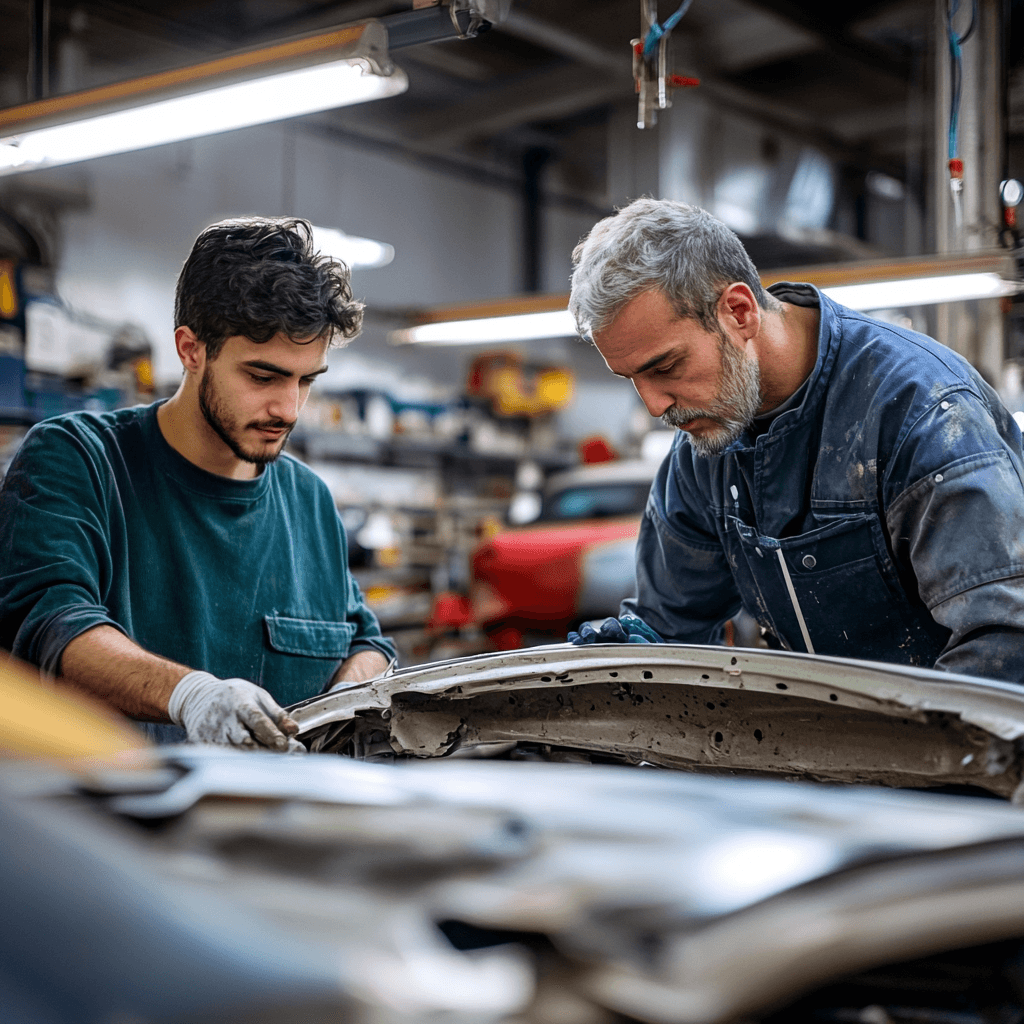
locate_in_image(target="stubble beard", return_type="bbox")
[661,331,762,457]
[198,366,294,467]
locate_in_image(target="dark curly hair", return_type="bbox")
[174,217,363,359]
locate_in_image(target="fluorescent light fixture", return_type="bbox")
[823,272,1019,310]
[0,23,406,177]
[312,226,394,269]
[393,309,576,345]
[392,271,1021,345]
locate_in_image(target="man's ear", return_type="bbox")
[717,283,760,338]
[174,326,205,374]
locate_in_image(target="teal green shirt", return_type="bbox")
[0,402,394,725]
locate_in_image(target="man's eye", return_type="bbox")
[652,363,676,376]
[250,374,275,384]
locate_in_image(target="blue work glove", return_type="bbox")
[568,614,664,645]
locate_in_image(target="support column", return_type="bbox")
[28,0,50,101]
[521,146,550,294]
[932,0,1005,377]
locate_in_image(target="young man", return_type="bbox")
[568,198,1024,683]
[0,218,395,749]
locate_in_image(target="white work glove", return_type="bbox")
[168,671,306,753]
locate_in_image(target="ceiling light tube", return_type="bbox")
[312,226,395,269]
[392,272,1021,345]
[393,309,577,345]
[0,22,407,177]
[823,272,1020,310]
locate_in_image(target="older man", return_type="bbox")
[0,217,394,748]
[569,198,1024,682]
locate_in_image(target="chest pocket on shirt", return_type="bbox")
[259,614,357,707]
[727,513,948,665]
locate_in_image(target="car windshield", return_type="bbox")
[541,482,651,522]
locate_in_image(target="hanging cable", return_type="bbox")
[946,5,961,163]
[958,0,977,43]
[642,0,694,59]
[945,0,978,231]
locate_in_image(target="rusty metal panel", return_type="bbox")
[290,644,1024,797]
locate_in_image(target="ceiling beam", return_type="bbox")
[301,112,612,214]
[405,63,630,147]
[695,76,906,178]
[72,1,234,51]
[828,101,914,142]
[498,9,626,73]
[410,11,906,178]
[241,0,400,43]
[737,0,914,82]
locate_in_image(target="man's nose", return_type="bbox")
[633,378,675,418]
[268,384,301,423]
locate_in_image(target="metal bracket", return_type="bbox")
[384,1,506,49]
[632,0,699,129]
[449,0,510,39]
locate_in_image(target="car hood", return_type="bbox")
[20,748,1024,1024]
[289,644,1024,799]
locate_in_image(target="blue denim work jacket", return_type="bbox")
[627,285,1024,683]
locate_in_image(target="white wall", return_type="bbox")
[22,121,528,384]
[12,119,642,440]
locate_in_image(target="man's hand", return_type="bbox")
[568,614,665,645]
[168,670,304,752]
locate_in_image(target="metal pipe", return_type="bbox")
[384,6,476,50]
[522,146,550,294]
[499,10,623,72]
[28,0,50,101]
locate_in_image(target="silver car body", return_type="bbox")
[11,645,1024,1022]
[9,745,1024,1024]
[290,643,1024,799]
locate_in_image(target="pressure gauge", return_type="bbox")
[1001,179,1024,208]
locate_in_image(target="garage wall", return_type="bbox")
[30,122,521,383]
[10,115,639,441]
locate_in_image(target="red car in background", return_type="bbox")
[470,460,657,649]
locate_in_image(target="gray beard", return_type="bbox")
[661,335,762,457]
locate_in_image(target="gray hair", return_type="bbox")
[569,198,779,341]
